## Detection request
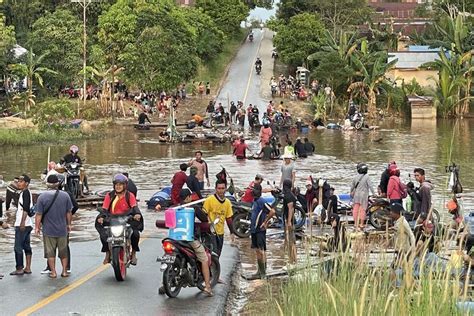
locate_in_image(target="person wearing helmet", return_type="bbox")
[350,163,374,231]
[387,165,407,204]
[60,145,90,194]
[378,161,397,197]
[255,57,262,67]
[95,174,142,265]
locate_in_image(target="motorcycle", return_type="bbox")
[65,162,81,199]
[248,111,260,128]
[158,219,221,298]
[255,64,262,75]
[231,185,306,239]
[107,215,133,281]
[202,111,223,128]
[271,84,278,98]
[248,33,254,42]
[350,111,365,130]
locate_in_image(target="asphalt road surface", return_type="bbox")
[0,232,238,315]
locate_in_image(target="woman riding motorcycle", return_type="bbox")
[95,174,143,265]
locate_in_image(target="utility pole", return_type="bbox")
[71,0,97,116]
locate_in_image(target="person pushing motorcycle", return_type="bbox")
[95,174,143,265]
[158,189,213,296]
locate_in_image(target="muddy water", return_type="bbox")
[1,119,474,311]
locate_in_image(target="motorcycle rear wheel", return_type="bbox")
[355,121,363,130]
[233,212,251,238]
[293,205,306,231]
[369,206,390,230]
[163,257,182,298]
[112,247,127,281]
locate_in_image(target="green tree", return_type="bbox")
[277,0,314,22]
[28,9,82,89]
[0,12,16,86]
[273,13,325,68]
[347,49,398,117]
[196,0,249,35]
[9,50,57,113]
[181,8,225,61]
[123,26,198,91]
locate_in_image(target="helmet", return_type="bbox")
[388,164,400,176]
[70,145,79,154]
[357,163,368,174]
[231,101,235,106]
[113,173,128,185]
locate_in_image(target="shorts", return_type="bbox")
[212,234,224,256]
[189,240,208,263]
[44,235,68,259]
[251,231,266,251]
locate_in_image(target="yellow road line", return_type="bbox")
[242,29,265,105]
[17,237,149,316]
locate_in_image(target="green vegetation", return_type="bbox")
[269,254,464,315]
[272,0,473,119]
[0,128,95,146]
[195,30,248,90]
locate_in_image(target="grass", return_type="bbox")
[194,30,248,94]
[267,253,465,315]
[0,128,98,146]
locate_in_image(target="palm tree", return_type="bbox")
[347,51,398,118]
[9,49,57,113]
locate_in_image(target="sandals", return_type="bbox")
[9,270,24,276]
[61,273,70,278]
[130,257,138,266]
[202,288,214,297]
[23,270,32,274]
[48,273,57,279]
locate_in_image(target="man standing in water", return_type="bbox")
[249,183,275,279]
[282,179,297,265]
[280,153,296,188]
[414,168,433,218]
[189,151,210,190]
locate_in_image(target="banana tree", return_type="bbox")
[8,49,57,113]
[423,48,473,117]
[347,51,398,118]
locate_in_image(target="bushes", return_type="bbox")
[0,128,93,146]
[32,98,74,132]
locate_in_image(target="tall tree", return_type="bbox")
[28,9,82,89]
[196,0,249,36]
[0,8,16,86]
[273,13,325,68]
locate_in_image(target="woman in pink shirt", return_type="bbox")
[387,165,406,204]
[259,124,272,148]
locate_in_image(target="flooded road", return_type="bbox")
[1,118,474,313]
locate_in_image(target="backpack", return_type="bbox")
[399,181,408,199]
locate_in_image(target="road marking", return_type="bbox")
[17,237,148,316]
[242,29,265,105]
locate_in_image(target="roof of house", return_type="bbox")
[388,51,439,69]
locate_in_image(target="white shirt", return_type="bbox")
[15,189,34,227]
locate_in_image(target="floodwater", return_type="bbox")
[1,119,474,312]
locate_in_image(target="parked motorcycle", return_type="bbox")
[350,111,365,130]
[202,111,223,128]
[231,185,306,239]
[107,215,133,281]
[65,162,81,199]
[158,219,221,298]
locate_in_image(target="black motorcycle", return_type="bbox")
[248,110,260,128]
[65,162,81,198]
[231,187,306,239]
[107,215,133,281]
[157,219,220,298]
[255,64,262,75]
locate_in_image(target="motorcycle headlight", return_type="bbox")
[111,225,124,237]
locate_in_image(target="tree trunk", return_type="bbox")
[462,77,471,116]
[367,89,377,119]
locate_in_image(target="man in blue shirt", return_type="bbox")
[250,183,275,279]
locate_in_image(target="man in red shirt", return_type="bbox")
[233,137,253,160]
[170,163,188,205]
[95,174,142,265]
[241,174,272,203]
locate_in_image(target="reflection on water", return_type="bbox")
[1,119,473,250]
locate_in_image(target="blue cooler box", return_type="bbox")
[168,208,195,241]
